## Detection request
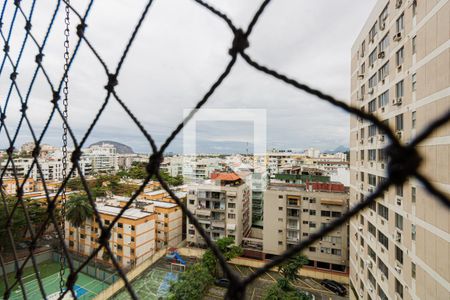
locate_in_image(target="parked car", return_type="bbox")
[214,278,230,288]
[320,279,347,296]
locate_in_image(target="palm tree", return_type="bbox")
[66,194,94,255]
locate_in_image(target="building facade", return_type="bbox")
[186,173,251,247]
[350,0,450,299]
[263,184,349,273]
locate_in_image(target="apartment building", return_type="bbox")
[350,0,449,299]
[262,184,349,273]
[65,201,156,268]
[83,143,118,173]
[186,172,251,247]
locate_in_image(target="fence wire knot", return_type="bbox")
[147,152,163,176]
[105,73,118,91]
[229,28,249,56]
[386,144,422,184]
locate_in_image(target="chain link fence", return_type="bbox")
[0,0,449,299]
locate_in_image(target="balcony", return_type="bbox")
[287,236,300,244]
[196,208,211,217]
[211,220,225,228]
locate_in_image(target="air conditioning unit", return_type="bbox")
[395,265,402,273]
[368,88,374,94]
[380,22,386,31]
[396,231,402,242]
[393,98,403,105]
[379,134,385,141]
[393,32,403,41]
[358,226,363,231]
[378,51,385,59]
[396,0,403,8]
[397,197,402,206]
[396,130,403,140]
[357,73,364,79]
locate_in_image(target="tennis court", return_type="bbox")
[112,268,179,300]
[3,262,108,300]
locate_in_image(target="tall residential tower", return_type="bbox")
[350,0,449,299]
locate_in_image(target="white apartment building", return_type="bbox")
[350,0,449,299]
[262,184,349,273]
[83,143,118,173]
[186,173,251,247]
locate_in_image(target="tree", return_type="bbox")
[168,263,213,300]
[263,254,311,300]
[66,194,94,254]
[203,237,243,277]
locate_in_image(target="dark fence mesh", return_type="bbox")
[0,0,449,299]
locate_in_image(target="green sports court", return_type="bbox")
[1,261,109,300]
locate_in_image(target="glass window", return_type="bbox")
[412,263,416,279]
[395,213,403,230]
[368,99,377,113]
[395,279,404,298]
[379,4,389,27]
[396,14,404,32]
[378,203,389,220]
[378,90,389,107]
[412,187,416,203]
[412,36,416,54]
[396,246,404,264]
[368,124,377,137]
[369,74,378,88]
[368,173,377,184]
[368,150,376,161]
[368,222,376,237]
[396,80,404,98]
[369,22,378,41]
[378,258,389,278]
[378,61,389,81]
[396,47,404,66]
[396,184,404,196]
[412,111,416,128]
[412,73,417,91]
[395,114,404,131]
[369,48,378,66]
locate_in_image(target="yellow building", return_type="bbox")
[65,202,156,268]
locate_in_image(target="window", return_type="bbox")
[378,203,389,220]
[368,173,377,185]
[412,262,416,279]
[117,245,123,251]
[361,40,366,57]
[131,225,135,231]
[378,90,389,107]
[331,249,342,256]
[396,14,404,32]
[368,100,377,113]
[395,213,403,230]
[369,48,377,66]
[360,171,365,182]
[378,33,389,53]
[80,234,85,239]
[228,203,235,209]
[360,127,365,139]
[378,231,389,249]
[396,47,404,66]
[396,246,404,264]
[410,111,417,130]
[378,61,389,81]
[309,222,316,228]
[310,198,316,204]
[309,247,316,252]
[118,223,123,228]
[360,62,365,74]
[118,233,123,239]
[411,187,416,203]
[368,124,377,137]
[309,210,316,216]
[412,0,417,16]
[368,246,376,261]
[395,279,404,298]
[369,22,377,42]
[278,207,283,211]
[378,258,389,278]
[378,286,388,300]
[395,114,404,131]
[131,249,135,255]
[412,73,417,91]
[321,211,331,217]
[131,237,134,242]
[368,222,376,237]
[105,220,110,225]
[360,149,365,161]
[228,213,235,219]
[379,4,388,28]
[302,221,309,225]
[278,195,283,199]
[411,224,416,240]
[368,74,377,89]
[278,218,283,222]
[412,36,416,54]
[278,241,283,245]
[378,149,387,162]
[368,150,376,161]
[396,184,404,196]
[331,211,342,218]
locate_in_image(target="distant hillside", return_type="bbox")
[324,145,349,154]
[89,141,134,154]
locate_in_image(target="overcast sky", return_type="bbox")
[0,0,376,154]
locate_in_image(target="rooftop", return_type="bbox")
[96,204,151,219]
